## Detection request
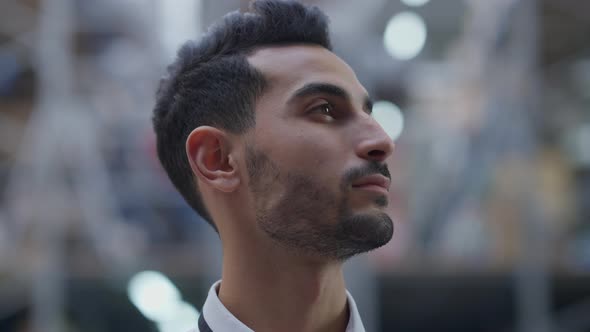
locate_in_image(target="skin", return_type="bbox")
[186,44,395,332]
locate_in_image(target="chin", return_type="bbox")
[332,211,394,260]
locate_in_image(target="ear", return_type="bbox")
[186,126,240,193]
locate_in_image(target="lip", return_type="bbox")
[351,175,390,194]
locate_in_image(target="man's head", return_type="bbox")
[153,0,395,261]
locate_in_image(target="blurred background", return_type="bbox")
[1,0,589,331]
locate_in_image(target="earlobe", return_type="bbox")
[186,127,241,193]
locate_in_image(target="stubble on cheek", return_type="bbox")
[245,146,280,194]
[246,143,338,222]
[256,172,350,257]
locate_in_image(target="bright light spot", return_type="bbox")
[157,302,201,332]
[127,271,182,322]
[383,12,427,60]
[128,271,201,331]
[372,101,404,140]
[157,0,202,61]
[401,0,430,7]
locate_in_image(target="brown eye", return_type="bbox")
[310,103,335,118]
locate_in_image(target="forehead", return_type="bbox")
[247,45,367,98]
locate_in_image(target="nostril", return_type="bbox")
[368,150,385,158]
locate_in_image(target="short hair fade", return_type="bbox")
[152,0,332,231]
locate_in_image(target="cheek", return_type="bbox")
[261,122,343,167]
[278,135,341,184]
[253,110,353,189]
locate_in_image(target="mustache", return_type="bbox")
[342,161,391,189]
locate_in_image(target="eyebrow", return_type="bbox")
[290,82,373,114]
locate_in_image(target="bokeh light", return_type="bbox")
[127,270,182,322]
[384,11,427,60]
[372,101,405,141]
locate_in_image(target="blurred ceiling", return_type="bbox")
[0,0,589,101]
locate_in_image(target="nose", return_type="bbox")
[355,119,395,163]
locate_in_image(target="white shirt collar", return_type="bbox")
[194,280,365,332]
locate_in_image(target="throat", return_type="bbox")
[218,254,350,332]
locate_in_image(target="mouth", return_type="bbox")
[351,175,390,195]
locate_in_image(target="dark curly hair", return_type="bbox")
[152,0,332,231]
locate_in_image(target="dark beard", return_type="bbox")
[246,146,394,261]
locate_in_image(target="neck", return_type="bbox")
[218,240,350,332]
